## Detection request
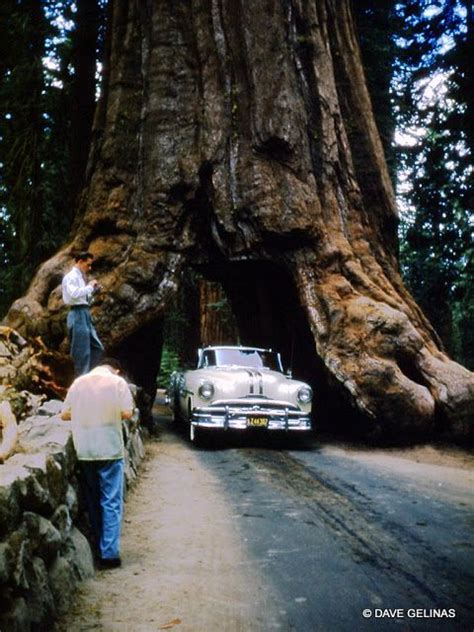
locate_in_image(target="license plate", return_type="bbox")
[247,415,269,428]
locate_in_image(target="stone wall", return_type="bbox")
[0,399,145,631]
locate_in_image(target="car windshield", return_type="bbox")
[200,348,282,371]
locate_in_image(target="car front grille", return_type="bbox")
[191,399,311,431]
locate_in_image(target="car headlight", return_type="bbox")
[297,385,312,404]
[198,380,214,400]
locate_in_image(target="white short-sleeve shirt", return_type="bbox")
[63,366,134,460]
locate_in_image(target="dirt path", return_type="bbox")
[55,433,281,632]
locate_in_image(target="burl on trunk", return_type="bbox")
[4,0,473,440]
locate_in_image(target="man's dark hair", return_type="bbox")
[75,251,94,262]
[100,357,124,373]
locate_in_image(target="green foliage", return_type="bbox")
[157,347,181,389]
[453,273,474,368]
[0,0,106,318]
[355,0,473,369]
[0,0,72,315]
[394,0,473,368]
[160,271,199,369]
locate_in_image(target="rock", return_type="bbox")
[37,400,64,417]
[8,529,31,589]
[124,426,145,489]
[25,556,56,626]
[65,484,78,518]
[17,416,76,477]
[0,470,24,536]
[18,415,71,451]
[0,386,45,423]
[51,504,72,536]
[0,597,30,632]
[63,526,94,581]
[0,400,18,463]
[0,540,13,583]
[5,454,55,515]
[22,512,62,562]
[48,556,75,615]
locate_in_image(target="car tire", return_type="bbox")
[190,423,206,447]
[172,402,182,425]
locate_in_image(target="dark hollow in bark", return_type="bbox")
[4,0,473,442]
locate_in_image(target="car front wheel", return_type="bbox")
[190,423,206,446]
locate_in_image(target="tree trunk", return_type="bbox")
[69,0,101,214]
[5,0,473,441]
[5,0,46,282]
[199,279,238,347]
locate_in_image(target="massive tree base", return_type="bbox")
[4,0,473,442]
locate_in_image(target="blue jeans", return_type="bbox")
[80,459,124,560]
[67,306,104,376]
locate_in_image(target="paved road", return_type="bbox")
[57,417,474,632]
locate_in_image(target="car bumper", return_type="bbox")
[191,404,312,432]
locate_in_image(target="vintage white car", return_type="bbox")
[169,346,313,443]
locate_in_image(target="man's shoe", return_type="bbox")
[99,557,121,569]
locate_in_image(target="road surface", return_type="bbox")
[56,415,474,631]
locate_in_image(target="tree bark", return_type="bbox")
[69,0,101,213]
[4,0,473,441]
[199,279,237,347]
[4,0,46,281]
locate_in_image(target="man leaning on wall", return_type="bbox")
[61,358,134,569]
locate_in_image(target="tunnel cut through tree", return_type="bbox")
[4,0,473,441]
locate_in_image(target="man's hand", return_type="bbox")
[90,280,103,293]
[121,409,133,421]
[61,409,71,421]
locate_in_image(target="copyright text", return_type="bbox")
[362,608,456,620]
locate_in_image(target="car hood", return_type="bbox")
[187,366,307,401]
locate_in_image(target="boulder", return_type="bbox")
[0,400,18,463]
[48,556,76,616]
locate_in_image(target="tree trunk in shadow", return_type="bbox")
[199,279,238,347]
[4,0,473,441]
[69,0,101,215]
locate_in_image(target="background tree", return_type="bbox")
[353,0,400,183]
[0,0,48,311]
[0,0,106,315]
[394,0,473,368]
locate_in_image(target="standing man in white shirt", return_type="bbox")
[61,358,134,569]
[62,252,104,376]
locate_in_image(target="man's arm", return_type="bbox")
[118,377,135,422]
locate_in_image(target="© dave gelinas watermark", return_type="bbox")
[362,608,456,620]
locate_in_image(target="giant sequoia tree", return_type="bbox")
[5,0,473,440]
